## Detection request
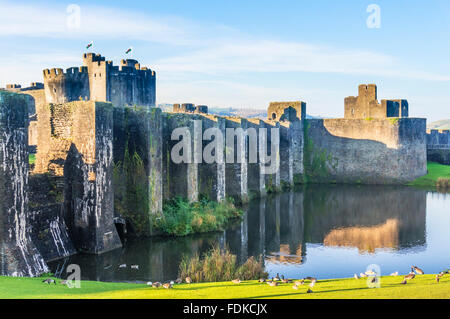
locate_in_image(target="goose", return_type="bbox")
[42,278,56,285]
[131,265,139,270]
[390,271,399,276]
[152,282,162,288]
[258,278,266,283]
[163,283,173,289]
[232,279,241,284]
[185,277,192,284]
[281,275,292,284]
[273,273,280,281]
[306,288,313,293]
[404,272,415,280]
[304,276,317,283]
[412,266,424,275]
[354,274,360,279]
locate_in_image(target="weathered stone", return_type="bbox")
[63,101,121,254]
[0,91,48,276]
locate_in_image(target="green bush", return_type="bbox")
[179,245,267,283]
[156,196,243,237]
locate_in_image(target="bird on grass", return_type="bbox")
[304,276,317,283]
[404,272,415,281]
[412,266,424,275]
[273,273,280,281]
[258,278,266,283]
[152,282,162,288]
[281,275,292,284]
[42,278,56,285]
[232,279,241,284]
[163,282,173,289]
[306,288,313,293]
[185,277,192,284]
[294,280,305,286]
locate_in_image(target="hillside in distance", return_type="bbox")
[428,119,450,130]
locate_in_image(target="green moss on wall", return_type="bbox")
[303,120,338,183]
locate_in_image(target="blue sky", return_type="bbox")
[0,0,449,121]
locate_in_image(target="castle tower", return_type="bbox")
[43,53,156,107]
[43,67,90,104]
[344,84,409,119]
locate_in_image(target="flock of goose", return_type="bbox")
[42,264,448,293]
[143,265,448,293]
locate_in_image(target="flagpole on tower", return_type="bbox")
[86,41,94,52]
[125,46,133,58]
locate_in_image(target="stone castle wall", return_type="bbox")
[305,118,427,184]
[0,80,430,276]
[426,129,450,165]
[0,92,48,276]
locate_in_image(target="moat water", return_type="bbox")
[48,185,450,282]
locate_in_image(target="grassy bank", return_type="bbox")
[408,162,450,188]
[0,275,449,299]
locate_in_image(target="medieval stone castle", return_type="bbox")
[0,52,443,277]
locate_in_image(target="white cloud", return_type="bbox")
[0,1,202,46]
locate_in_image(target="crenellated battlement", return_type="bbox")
[172,103,208,114]
[43,66,88,79]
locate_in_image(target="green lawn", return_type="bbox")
[1,275,449,299]
[408,162,450,188]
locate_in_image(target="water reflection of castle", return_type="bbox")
[49,186,427,282]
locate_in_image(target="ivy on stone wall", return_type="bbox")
[113,148,151,237]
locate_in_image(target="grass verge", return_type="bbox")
[1,275,449,299]
[408,162,450,189]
